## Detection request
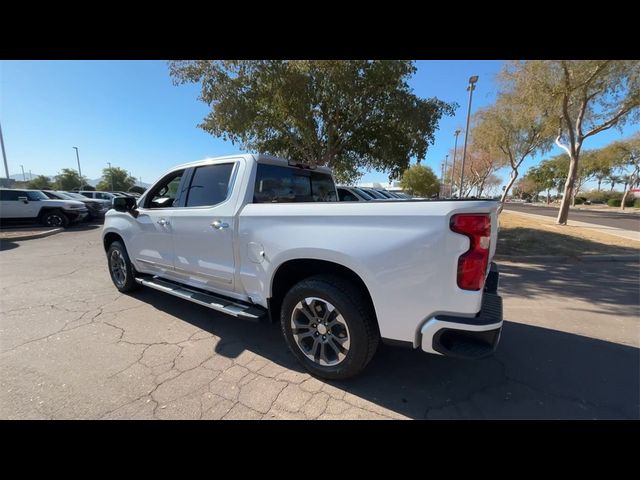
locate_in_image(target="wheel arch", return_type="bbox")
[269,258,378,329]
[103,231,125,252]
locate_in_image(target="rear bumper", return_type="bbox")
[420,262,502,359]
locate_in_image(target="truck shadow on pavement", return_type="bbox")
[131,288,639,419]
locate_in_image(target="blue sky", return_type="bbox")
[1,60,637,187]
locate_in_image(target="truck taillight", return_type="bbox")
[450,214,491,291]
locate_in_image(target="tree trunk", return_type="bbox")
[556,152,579,225]
[621,169,639,211]
[498,170,518,214]
[546,188,551,205]
[597,178,602,191]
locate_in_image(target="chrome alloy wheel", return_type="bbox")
[290,297,351,366]
[45,213,64,226]
[109,249,127,288]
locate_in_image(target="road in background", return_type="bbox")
[504,203,640,231]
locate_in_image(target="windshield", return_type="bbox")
[26,191,48,201]
[52,191,76,200]
[352,187,374,200]
[61,192,89,200]
[362,188,385,199]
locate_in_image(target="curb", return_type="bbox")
[495,254,640,264]
[0,228,63,242]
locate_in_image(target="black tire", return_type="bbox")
[107,240,140,293]
[40,210,69,228]
[280,274,380,380]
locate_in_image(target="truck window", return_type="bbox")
[253,164,337,203]
[146,170,185,209]
[185,163,235,207]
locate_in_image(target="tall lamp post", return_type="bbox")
[459,75,479,198]
[443,154,449,197]
[451,129,461,197]
[20,165,26,181]
[107,162,114,191]
[73,147,82,188]
[0,121,9,180]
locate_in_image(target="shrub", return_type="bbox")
[583,190,623,202]
[608,197,635,207]
[635,198,640,208]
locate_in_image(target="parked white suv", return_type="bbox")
[0,188,88,227]
[102,154,502,379]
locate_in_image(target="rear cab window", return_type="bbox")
[253,164,337,203]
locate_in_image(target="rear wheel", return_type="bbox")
[280,275,379,380]
[107,240,140,293]
[41,210,69,228]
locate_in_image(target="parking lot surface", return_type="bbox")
[1,226,638,419]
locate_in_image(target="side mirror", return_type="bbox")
[113,196,137,213]
[18,196,29,203]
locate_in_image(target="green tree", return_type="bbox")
[27,175,53,190]
[96,167,136,191]
[169,60,456,183]
[53,168,86,190]
[400,164,440,197]
[472,97,554,212]
[500,60,640,224]
[616,133,640,210]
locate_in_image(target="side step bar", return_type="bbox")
[135,276,267,321]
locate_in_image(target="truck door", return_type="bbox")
[170,162,238,292]
[127,169,187,276]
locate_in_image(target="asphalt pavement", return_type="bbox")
[1,227,638,419]
[503,203,640,231]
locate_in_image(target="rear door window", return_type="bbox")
[184,163,235,207]
[253,164,337,203]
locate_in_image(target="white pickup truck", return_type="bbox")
[102,154,502,379]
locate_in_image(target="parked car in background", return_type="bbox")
[77,191,121,203]
[102,154,502,379]
[357,187,389,200]
[109,191,139,198]
[0,188,88,227]
[337,186,375,202]
[41,190,110,220]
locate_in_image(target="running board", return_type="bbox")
[135,276,267,321]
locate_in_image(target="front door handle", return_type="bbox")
[211,220,229,230]
[157,218,170,226]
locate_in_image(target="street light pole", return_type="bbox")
[20,165,25,181]
[460,75,479,198]
[443,154,449,197]
[107,162,114,191]
[73,147,82,188]
[451,129,461,197]
[0,121,9,180]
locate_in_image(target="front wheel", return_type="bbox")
[280,275,379,380]
[41,210,69,228]
[107,240,140,293]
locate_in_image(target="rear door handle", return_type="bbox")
[211,220,229,230]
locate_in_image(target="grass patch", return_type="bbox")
[497,212,640,257]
